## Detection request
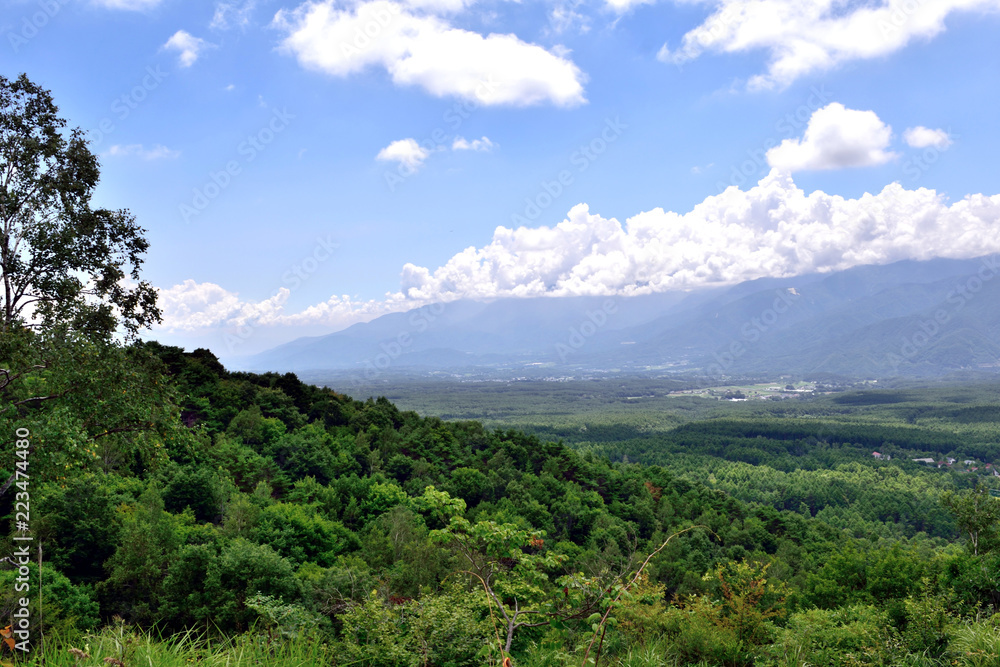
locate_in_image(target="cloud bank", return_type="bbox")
[158,172,1000,339]
[156,280,406,333]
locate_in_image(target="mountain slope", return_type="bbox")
[241,256,1000,378]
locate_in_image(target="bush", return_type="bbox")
[335,587,490,667]
[0,562,100,635]
[765,605,897,667]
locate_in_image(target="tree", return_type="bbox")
[0,73,159,338]
[0,74,169,499]
[942,483,1000,556]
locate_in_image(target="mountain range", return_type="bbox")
[237,256,1000,379]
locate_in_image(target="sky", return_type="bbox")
[4,0,1000,360]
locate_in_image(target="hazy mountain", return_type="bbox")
[239,256,1000,379]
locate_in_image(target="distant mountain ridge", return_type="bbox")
[239,256,1000,378]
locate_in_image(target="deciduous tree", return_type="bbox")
[1,73,159,337]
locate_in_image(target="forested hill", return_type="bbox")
[3,342,1000,666]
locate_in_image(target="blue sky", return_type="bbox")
[4,0,1000,359]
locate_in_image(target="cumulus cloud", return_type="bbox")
[904,126,953,149]
[376,138,432,169]
[157,280,263,331]
[274,0,587,107]
[377,135,494,170]
[659,0,1000,90]
[156,280,406,332]
[163,30,214,67]
[158,173,1000,339]
[452,136,495,151]
[766,103,896,172]
[106,144,180,160]
[396,171,1000,302]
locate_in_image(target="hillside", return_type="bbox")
[3,343,1000,666]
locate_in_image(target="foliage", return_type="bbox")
[942,483,1000,555]
[5,338,1000,665]
[0,561,99,635]
[0,73,159,338]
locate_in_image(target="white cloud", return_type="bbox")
[377,138,432,169]
[157,280,257,331]
[377,135,494,170]
[92,0,163,9]
[402,0,473,12]
[604,0,654,13]
[904,126,953,149]
[211,1,256,30]
[157,173,1000,340]
[548,2,592,34]
[395,171,1000,302]
[156,279,405,332]
[660,0,1000,90]
[452,136,495,151]
[106,144,180,160]
[163,30,214,67]
[274,0,587,107]
[766,103,896,172]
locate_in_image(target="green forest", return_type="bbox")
[5,337,1000,667]
[3,74,1000,667]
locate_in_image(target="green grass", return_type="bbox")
[6,623,332,667]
